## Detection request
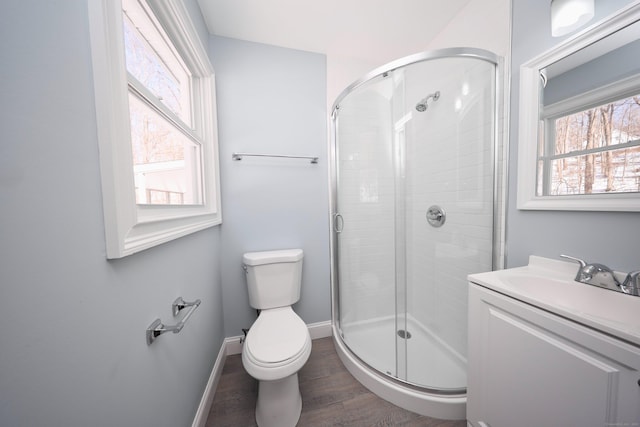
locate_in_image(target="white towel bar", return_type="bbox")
[146,297,201,345]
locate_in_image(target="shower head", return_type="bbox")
[415,91,440,112]
[415,102,427,112]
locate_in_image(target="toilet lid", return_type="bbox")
[246,307,309,364]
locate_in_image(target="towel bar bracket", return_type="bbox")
[172,297,198,316]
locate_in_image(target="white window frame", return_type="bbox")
[517,2,640,211]
[88,0,221,258]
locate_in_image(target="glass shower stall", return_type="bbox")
[330,48,500,404]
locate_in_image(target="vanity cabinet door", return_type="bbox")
[467,283,640,427]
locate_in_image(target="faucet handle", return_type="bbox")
[560,254,587,268]
[560,254,593,283]
[622,270,640,296]
[626,270,640,280]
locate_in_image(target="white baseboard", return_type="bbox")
[308,320,332,340]
[191,338,229,427]
[225,335,243,356]
[191,320,333,427]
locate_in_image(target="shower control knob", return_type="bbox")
[426,205,446,227]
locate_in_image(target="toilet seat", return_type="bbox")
[246,307,309,363]
[242,306,311,381]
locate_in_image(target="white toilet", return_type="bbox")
[241,248,312,427]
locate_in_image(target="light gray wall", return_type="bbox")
[0,1,224,426]
[208,36,330,337]
[507,0,640,271]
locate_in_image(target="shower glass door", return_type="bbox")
[333,53,496,392]
[335,72,397,377]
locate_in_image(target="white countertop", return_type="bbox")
[468,256,640,347]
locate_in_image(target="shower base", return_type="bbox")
[333,317,466,419]
[341,315,466,389]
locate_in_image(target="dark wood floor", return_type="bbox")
[206,336,467,427]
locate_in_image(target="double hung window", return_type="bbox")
[89,0,221,258]
[539,86,640,197]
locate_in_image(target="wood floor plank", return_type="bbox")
[206,337,468,427]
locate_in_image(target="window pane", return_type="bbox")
[122,0,191,124]
[555,99,640,154]
[548,146,640,195]
[129,93,202,205]
[540,94,640,195]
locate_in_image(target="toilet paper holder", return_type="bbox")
[146,297,201,345]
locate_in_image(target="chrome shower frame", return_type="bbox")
[328,47,506,419]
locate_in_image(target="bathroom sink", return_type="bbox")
[468,256,640,346]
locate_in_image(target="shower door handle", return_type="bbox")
[333,213,344,233]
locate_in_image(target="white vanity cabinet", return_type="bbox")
[467,282,640,427]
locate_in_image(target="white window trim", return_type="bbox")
[541,74,640,120]
[88,0,221,258]
[517,2,640,211]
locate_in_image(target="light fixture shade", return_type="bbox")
[551,0,595,37]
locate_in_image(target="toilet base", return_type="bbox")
[255,373,302,427]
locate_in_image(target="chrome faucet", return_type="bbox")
[561,255,640,296]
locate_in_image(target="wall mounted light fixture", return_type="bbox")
[551,0,595,37]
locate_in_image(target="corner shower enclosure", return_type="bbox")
[330,48,500,419]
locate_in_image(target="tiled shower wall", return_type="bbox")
[405,59,495,360]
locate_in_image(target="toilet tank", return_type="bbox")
[243,249,304,310]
